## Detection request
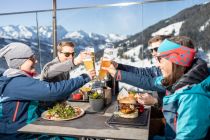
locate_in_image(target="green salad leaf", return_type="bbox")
[48,102,75,119]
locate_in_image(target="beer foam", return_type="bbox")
[83,58,92,61]
[89,48,94,52]
[102,57,111,61]
[86,47,94,52]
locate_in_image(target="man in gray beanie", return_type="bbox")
[0,42,34,69]
[0,42,96,139]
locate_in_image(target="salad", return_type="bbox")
[45,102,79,120]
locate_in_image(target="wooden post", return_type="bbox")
[52,0,57,58]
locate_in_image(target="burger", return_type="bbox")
[117,95,138,119]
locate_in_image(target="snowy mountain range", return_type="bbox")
[0,2,210,77]
[0,25,126,45]
[0,25,127,72]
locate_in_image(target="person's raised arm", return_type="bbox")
[117,62,161,78]
[11,70,96,101]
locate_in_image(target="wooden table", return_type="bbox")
[18,101,151,140]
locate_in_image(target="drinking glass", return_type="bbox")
[98,44,114,80]
[83,46,96,79]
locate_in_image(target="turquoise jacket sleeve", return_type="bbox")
[176,93,210,139]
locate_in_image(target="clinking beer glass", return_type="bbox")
[98,47,114,80]
[83,56,95,71]
[83,47,96,78]
[98,57,111,80]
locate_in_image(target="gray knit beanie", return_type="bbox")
[0,42,34,69]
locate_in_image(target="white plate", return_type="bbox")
[41,107,85,121]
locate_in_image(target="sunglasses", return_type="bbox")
[150,47,158,53]
[60,51,75,57]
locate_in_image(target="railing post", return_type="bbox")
[52,0,57,58]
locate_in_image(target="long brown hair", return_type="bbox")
[162,63,186,86]
[161,36,195,86]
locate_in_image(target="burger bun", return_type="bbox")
[118,96,137,105]
[118,109,138,118]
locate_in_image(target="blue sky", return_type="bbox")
[0,0,209,35]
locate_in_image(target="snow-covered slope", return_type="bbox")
[199,18,210,32]
[152,21,184,36]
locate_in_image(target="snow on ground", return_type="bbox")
[152,21,184,36]
[199,18,210,32]
[123,45,142,60]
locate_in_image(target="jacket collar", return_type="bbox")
[168,58,209,93]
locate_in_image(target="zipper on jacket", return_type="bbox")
[13,101,20,122]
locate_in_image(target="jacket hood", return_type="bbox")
[3,68,31,77]
[0,69,29,96]
[170,58,209,93]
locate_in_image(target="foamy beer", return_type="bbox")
[83,57,95,71]
[99,57,111,80]
[83,47,96,71]
[86,47,95,61]
[89,48,95,60]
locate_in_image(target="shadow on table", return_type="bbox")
[33,114,119,130]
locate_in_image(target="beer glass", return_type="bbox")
[83,47,96,79]
[86,46,95,62]
[98,45,114,80]
[83,56,95,71]
[98,57,111,80]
